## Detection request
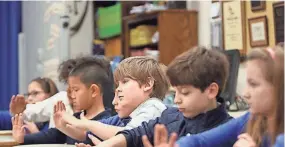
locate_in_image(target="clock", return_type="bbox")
[64,1,89,36]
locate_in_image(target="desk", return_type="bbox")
[0,131,18,147]
[15,144,75,147]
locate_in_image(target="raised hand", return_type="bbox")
[12,114,25,143]
[53,101,67,129]
[142,124,178,147]
[233,133,256,147]
[10,95,27,115]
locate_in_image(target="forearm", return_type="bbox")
[58,125,86,141]
[86,120,124,140]
[97,134,127,147]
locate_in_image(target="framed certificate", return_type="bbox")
[248,16,268,47]
[222,1,246,55]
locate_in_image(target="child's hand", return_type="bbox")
[74,134,101,147]
[142,124,178,147]
[63,111,88,130]
[9,95,27,115]
[12,113,25,143]
[23,121,39,134]
[233,133,256,147]
[75,143,92,147]
[88,134,102,145]
[53,101,67,129]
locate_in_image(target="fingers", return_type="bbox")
[88,134,102,145]
[75,143,92,147]
[154,124,160,145]
[18,113,24,126]
[142,135,153,147]
[238,133,255,142]
[12,115,15,126]
[62,102,66,111]
[154,124,168,145]
[160,124,168,143]
[54,101,59,113]
[169,133,178,147]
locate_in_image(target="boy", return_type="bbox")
[94,46,233,147]
[12,57,113,145]
[61,56,169,142]
[9,56,115,128]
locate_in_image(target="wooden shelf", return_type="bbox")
[122,10,198,65]
[130,43,158,50]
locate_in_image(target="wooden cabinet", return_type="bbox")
[123,10,198,65]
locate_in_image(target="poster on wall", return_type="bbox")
[222,1,246,54]
[273,2,284,45]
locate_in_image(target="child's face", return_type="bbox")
[113,78,147,118]
[244,60,275,116]
[173,85,210,118]
[68,76,93,111]
[27,81,49,104]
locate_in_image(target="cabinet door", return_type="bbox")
[159,10,198,65]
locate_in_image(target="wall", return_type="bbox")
[187,1,211,47]
[69,3,94,58]
[245,1,276,53]
[20,1,94,93]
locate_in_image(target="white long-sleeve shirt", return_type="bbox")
[23,91,73,128]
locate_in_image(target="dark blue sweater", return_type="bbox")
[177,113,284,147]
[22,109,112,145]
[118,97,232,147]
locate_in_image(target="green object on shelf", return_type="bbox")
[97,3,122,39]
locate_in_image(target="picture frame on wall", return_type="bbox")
[251,1,266,12]
[248,16,268,47]
[273,2,284,45]
[222,1,246,55]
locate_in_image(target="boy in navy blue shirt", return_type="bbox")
[94,46,233,147]
[12,57,113,145]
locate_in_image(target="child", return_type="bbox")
[9,56,115,128]
[89,46,233,147]
[23,77,58,133]
[12,57,113,145]
[61,56,169,144]
[0,77,58,131]
[173,46,284,147]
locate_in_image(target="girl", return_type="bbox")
[22,77,58,133]
[1,77,58,133]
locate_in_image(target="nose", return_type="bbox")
[112,95,118,106]
[27,96,34,103]
[174,93,182,105]
[70,90,76,99]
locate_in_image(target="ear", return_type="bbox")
[205,83,219,100]
[89,84,100,98]
[143,77,155,92]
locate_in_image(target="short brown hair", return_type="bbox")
[167,46,229,95]
[114,56,169,100]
